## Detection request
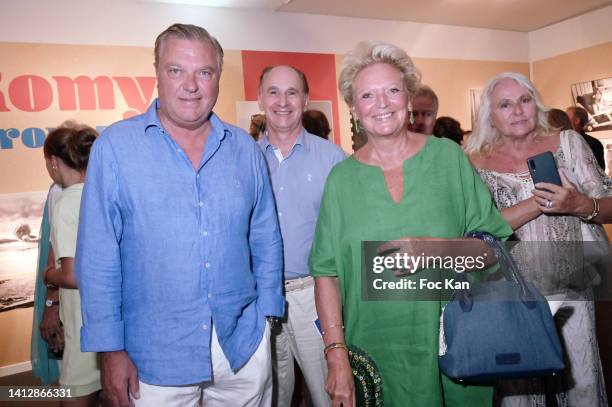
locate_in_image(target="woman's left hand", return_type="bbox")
[532,172,591,216]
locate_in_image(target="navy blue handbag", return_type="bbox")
[438,232,564,383]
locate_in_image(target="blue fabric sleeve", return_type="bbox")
[76,133,126,352]
[249,147,285,317]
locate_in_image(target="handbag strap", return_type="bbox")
[464,231,537,306]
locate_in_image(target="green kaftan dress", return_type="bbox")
[310,137,512,406]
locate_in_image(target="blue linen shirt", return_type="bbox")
[258,130,345,280]
[75,100,284,386]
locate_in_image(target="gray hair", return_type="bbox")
[258,65,310,95]
[154,23,224,72]
[338,41,421,106]
[412,85,439,114]
[464,72,552,155]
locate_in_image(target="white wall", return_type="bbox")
[1,0,528,61]
[3,1,612,64]
[529,4,612,61]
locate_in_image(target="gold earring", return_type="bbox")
[408,101,414,125]
[351,114,364,134]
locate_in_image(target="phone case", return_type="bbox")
[527,151,562,187]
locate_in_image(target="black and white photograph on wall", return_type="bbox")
[571,77,612,132]
[0,191,46,312]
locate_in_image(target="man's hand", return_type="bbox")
[100,351,140,407]
[39,306,64,353]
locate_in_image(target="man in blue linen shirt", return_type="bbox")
[257,65,345,406]
[75,24,283,406]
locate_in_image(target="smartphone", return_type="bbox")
[527,152,561,190]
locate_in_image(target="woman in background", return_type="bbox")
[547,108,572,131]
[249,113,266,141]
[42,123,100,406]
[31,182,63,385]
[303,109,332,140]
[466,72,611,407]
[433,116,464,145]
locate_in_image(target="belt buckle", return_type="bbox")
[286,277,305,292]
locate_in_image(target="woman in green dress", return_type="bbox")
[309,41,512,407]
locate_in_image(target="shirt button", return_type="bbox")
[202,324,208,330]
[208,293,212,299]
[202,231,208,236]
[278,212,283,217]
[279,186,284,191]
[198,202,204,207]
[205,262,211,268]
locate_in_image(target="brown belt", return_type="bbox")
[284,276,314,293]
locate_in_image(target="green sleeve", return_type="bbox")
[459,150,513,240]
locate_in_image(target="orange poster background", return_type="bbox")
[0,42,245,194]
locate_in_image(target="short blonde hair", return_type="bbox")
[338,41,421,106]
[464,72,552,155]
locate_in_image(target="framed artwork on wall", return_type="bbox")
[0,191,46,312]
[571,77,612,133]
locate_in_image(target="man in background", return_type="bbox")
[409,85,439,135]
[567,105,605,170]
[257,65,345,407]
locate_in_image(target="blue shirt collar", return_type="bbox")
[259,128,310,153]
[144,98,229,142]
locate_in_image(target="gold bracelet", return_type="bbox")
[579,198,599,222]
[321,324,344,336]
[324,342,348,359]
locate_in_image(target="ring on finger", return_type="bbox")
[546,200,553,209]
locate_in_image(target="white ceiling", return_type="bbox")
[142,0,612,32]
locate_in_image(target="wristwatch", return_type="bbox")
[266,316,281,329]
[45,299,60,308]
